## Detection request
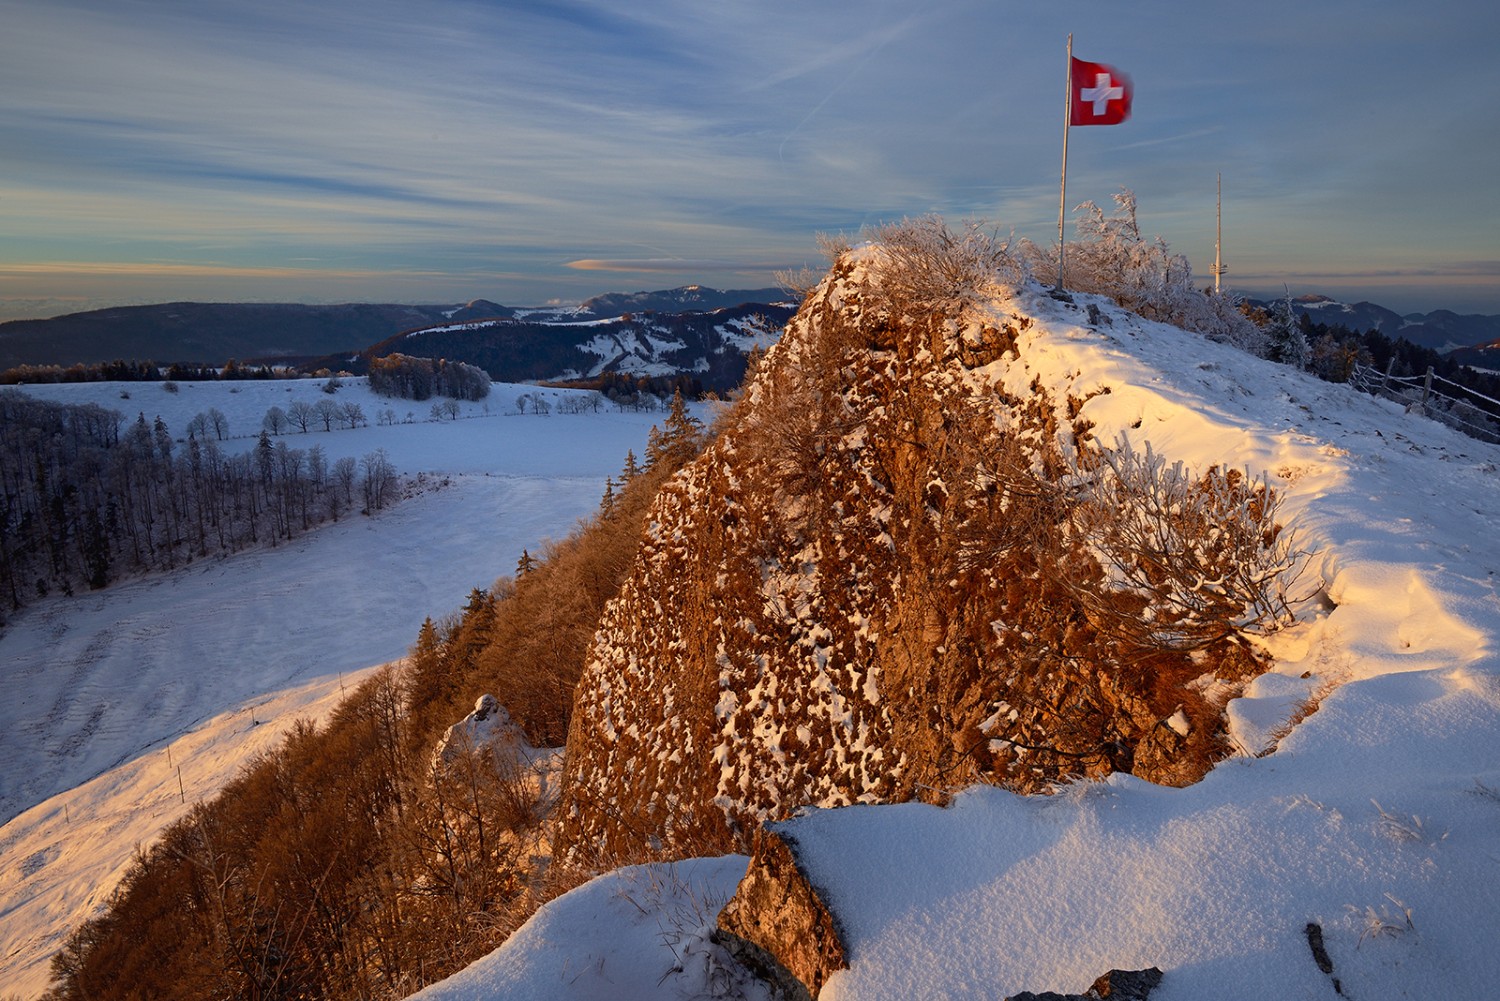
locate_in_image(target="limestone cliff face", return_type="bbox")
[554,254,1260,866]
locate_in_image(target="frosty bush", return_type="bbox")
[1026,189,1263,352]
[1068,436,1306,651]
[865,215,1025,320]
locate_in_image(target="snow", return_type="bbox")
[394,283,1500,1001]
[0,379,668,998]
[410,857,769,1001]
[8,276,1500,1000]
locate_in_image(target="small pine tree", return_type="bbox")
[517,549,538,576]
[621,449,640,482]
[644,389,704,471]
[1264,293,1311,369]
[600,477,616,516]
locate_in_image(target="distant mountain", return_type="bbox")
[1250,294,1500,354]
[573,285,788,319]
[342,298,796,394]
[0,301,469,371]
[0,289,793,381]
[1448,339,1500,371]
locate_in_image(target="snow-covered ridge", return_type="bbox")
[531,265,1500,999]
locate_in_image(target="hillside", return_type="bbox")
[0,288,795,389]
[426,237,1500,999]
[0,380,670,998]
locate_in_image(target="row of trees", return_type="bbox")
[2,359,302,385]
[43,429,706,1001]
[260,398,370,435]
[0,391,402,619]
[366,353,491,402]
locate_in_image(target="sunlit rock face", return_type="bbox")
[555,250,1262,868]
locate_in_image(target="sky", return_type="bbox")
[2,0,1498,321]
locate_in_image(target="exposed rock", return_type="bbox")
[1005,966,1164,1001]
[554,244,1271,869]
[715,824,847,1001]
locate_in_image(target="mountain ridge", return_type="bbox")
[0,286,795,376]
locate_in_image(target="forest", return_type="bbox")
[0,391,400,624]
[38,402,707,1001]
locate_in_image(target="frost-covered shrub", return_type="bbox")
[865,215,1026,321]
[1026,189,1263,352]
[1068,435,1305,651]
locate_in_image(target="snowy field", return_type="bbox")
[413,286,1500,1001]
[0,378,669,997]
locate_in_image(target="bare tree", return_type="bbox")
[262,406,289,436]
[313,398,339,432]
[288,400,315,433]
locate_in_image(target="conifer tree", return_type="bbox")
[1264,293,1311,369]
[644,389,704,471]
[517,549,537,576]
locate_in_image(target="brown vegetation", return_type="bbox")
[43,415,707,1001]
[555,220,1302,871]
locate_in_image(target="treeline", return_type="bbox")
[1295,313,1500,408]
[546,369,705,407]
[366,353,491,402]
[0,390,400,620]
[42,402,708,1001]
[1,359,304,385]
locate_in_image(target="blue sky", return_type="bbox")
[2,0,1497,320]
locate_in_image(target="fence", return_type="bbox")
[1349,360,1500,444]
[1350,355,1500,441]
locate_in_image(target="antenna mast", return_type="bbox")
[1211,173,1226,294]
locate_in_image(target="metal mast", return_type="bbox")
[1056,34,1074,292]
[1211,173,1226,294]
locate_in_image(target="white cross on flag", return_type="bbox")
[1070,56,1132,126]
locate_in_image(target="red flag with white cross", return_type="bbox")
[1069,57,1132,126]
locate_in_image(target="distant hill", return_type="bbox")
[0,289,795,388]
[339,298,796,394]
[572,285,787,319]
[0,301,475,371]
[1247,294,1500,354]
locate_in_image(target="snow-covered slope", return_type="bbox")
[420,278,1500,1000]
[770,284,1500,1000]
[0,381,668,998]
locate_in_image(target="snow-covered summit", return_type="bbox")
[441,261,1500,999]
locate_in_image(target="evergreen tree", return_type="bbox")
[621,449,640,481]
[643,389,704,471]
[1264,293,1311,369]
[516,549,538,576]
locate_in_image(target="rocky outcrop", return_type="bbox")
[714,825,848,1001]
[1005,967,1164,1001]
[553,246,1269,869]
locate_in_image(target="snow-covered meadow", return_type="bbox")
[0,377,668,997]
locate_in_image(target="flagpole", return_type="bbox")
[1056,33,1073,292]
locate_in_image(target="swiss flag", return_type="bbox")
[1070,57,1132,126]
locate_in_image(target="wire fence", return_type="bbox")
[1349,361,1500,445]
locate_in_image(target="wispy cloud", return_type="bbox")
[1,0,1498,312]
